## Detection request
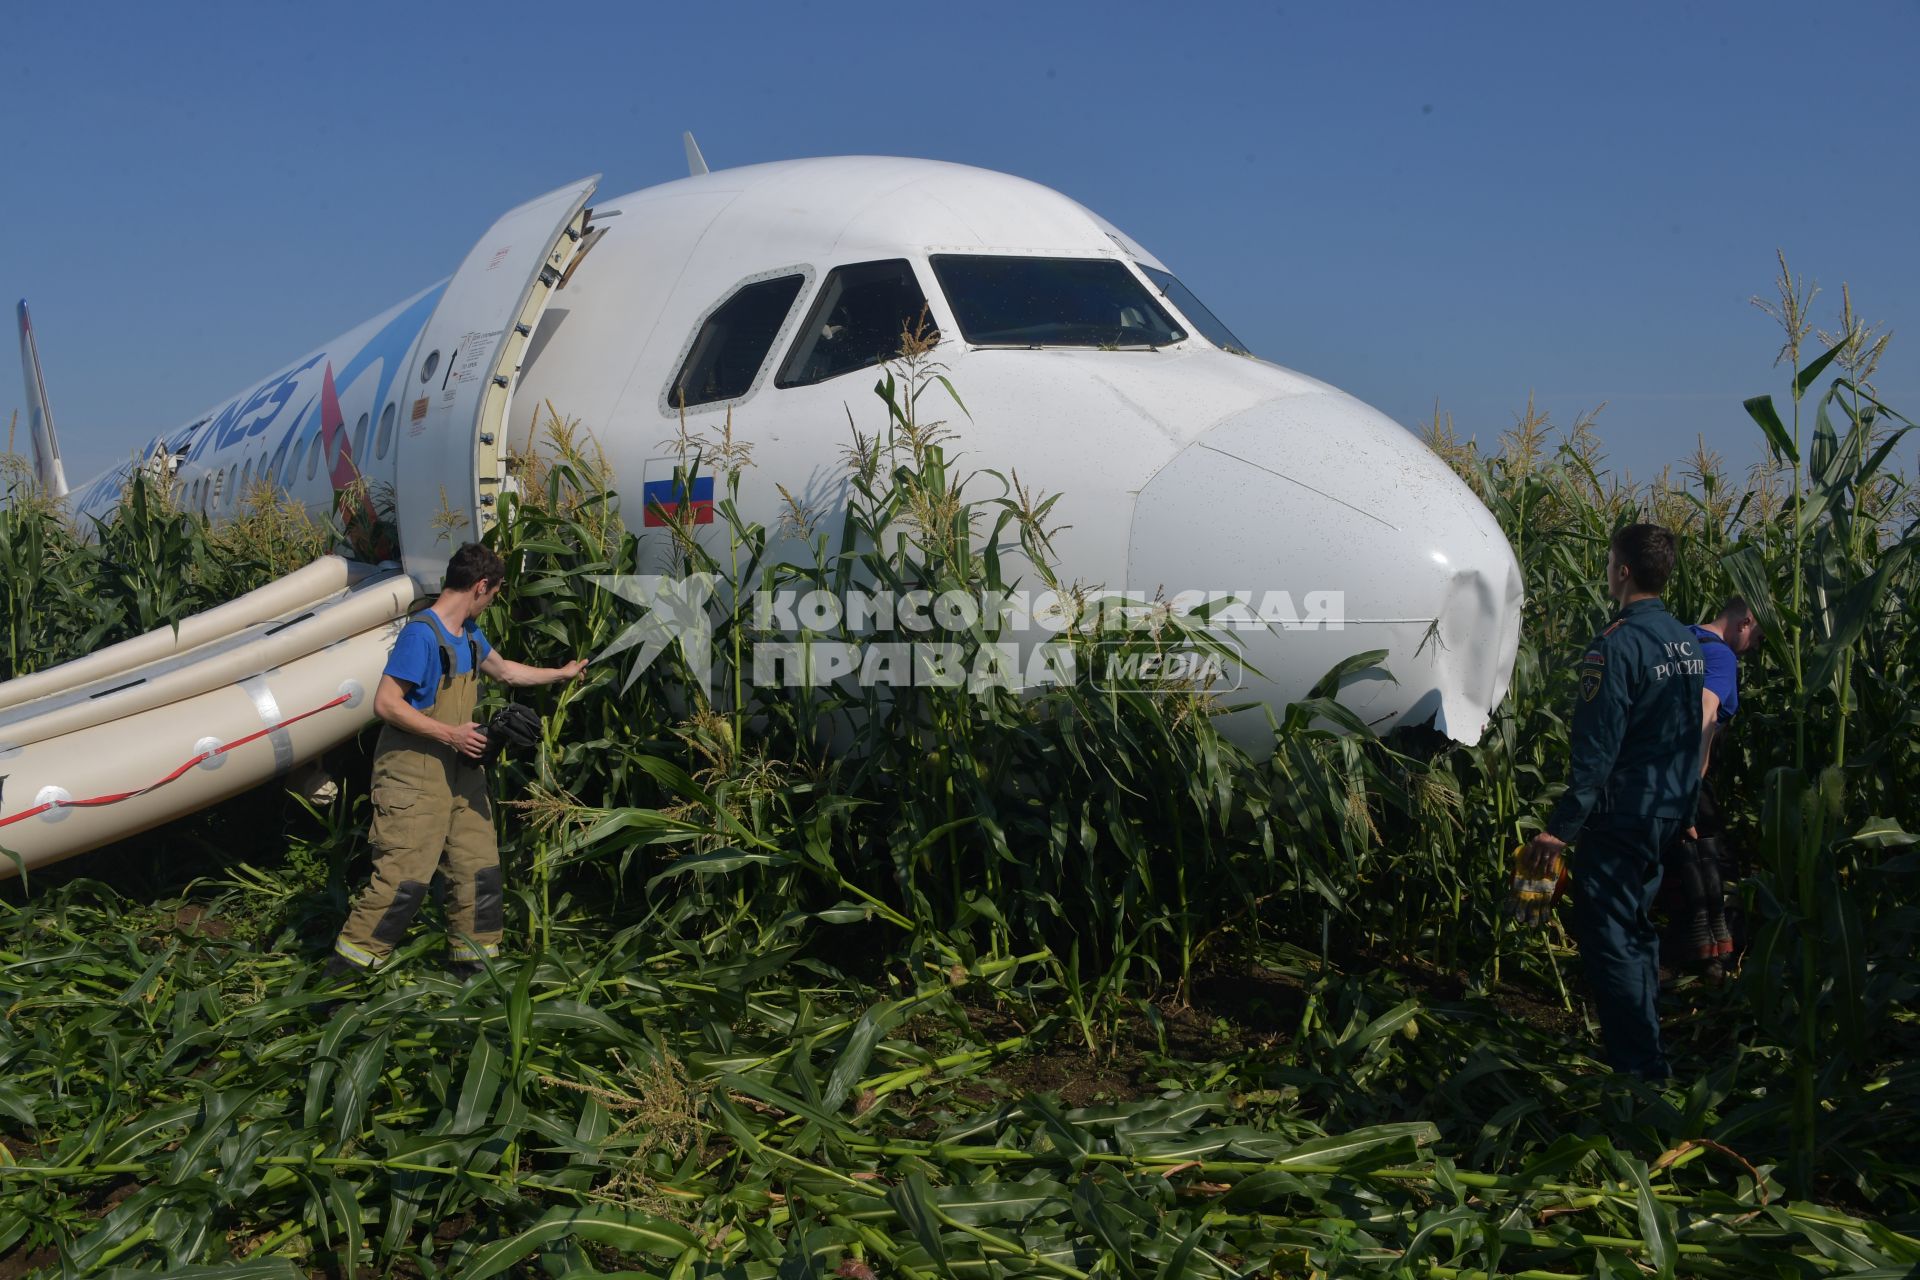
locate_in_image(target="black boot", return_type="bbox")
[316,952,369,1018]
[322,953,364,982]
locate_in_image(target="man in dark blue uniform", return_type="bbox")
[1525,523,1705,1081]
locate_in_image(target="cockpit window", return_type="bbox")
[777,259,937,388]
[930,255,1187,348]
[668,273,805,409]
[1140,265,1251,355]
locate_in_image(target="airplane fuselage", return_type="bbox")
[62,156,1523,747]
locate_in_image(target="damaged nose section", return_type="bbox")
[1127,393,1523,751]
[1425,544,1525,742]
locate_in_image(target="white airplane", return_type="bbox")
[2,141,1522,875]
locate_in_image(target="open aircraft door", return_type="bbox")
[394,175,599,590]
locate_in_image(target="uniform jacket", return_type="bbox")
[1546,597,1705,842]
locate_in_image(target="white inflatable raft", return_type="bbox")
[0,556,419,878]
[0,175,598,880]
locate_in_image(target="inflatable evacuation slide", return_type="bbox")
[1,177,598,878]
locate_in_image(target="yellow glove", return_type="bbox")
[1507,842,1566,928]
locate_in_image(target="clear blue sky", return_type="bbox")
[4,1,1915,486]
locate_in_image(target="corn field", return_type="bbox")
[1,270,1916,1277]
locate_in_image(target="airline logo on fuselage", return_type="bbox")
[179,354,324,461]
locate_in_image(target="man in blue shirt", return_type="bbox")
[1663,598,1761,977]
[331,543,585,977]
[1690,596,1759,762]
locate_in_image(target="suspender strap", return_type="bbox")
[412,618,480,689]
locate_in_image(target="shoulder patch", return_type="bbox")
[1579,638,1609,701]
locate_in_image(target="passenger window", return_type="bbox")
[778,260,936,388]
[667,274,805,409]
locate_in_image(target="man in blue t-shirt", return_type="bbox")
[1663,597,1761,977]
[1690,596,1760,761]
[330,543,586,979]
[383,609,497,712]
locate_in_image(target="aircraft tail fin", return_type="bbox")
[15,300,70,499]
[683,131,709,177]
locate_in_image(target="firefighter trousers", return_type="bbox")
[334,728,501,969]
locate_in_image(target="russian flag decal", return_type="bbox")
[642,474,715,527]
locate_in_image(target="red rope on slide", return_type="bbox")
[0,692,355,829]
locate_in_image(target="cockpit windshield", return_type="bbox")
[930,256,1187,348]
[1139,266,1252,356]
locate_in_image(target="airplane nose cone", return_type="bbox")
[1127,394,1523,749]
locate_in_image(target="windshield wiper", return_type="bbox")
[967,341,1162,352]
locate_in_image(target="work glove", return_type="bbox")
[482,703,543,765]
[1507,842,1568,929]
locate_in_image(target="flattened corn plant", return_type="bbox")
[3,262,1919,1273]
[4,892,1917,1278]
